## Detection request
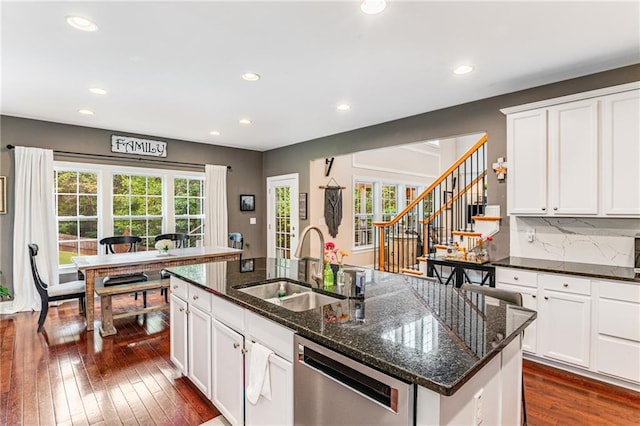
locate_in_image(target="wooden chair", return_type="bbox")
[460,283,527,425]
[155,233,189,302]
[28,243,86,332]
[229,232,244,249]
[99,236,149,306]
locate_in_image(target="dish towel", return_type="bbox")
[246,342,273,405]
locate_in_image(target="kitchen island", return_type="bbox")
[167,258,536,425]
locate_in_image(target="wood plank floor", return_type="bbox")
[1,293,639,425]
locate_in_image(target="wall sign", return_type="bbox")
[111,135,167,157]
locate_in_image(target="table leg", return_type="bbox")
[85,270,95,331]
[99,295,117,337]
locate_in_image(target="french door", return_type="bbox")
[266,174,299,259]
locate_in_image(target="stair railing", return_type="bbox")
[373,134,488,273]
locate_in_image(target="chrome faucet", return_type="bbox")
[294,225,325,288]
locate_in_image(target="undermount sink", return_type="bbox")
[235,279,343,312]
[236,280,312,299]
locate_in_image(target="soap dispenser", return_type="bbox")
[277,282,286,298]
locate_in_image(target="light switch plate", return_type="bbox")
[250,217,256,224]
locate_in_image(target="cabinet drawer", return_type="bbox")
[169,276,188,300]
[542,273,590,295]
[598,299,640,341]
[496,268,538,288]
[246,311,294,362]
[188,285,212,313]
[212,296,245,332]
[597,280,640,303]
[596,335,640,384]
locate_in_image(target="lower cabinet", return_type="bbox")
[211,318,245,426]
[496,282,538,353]
[170,294,188,374]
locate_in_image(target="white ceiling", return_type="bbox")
[1,1,638,152]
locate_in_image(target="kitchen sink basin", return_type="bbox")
[236,280,312,299]
[274,291,342,312]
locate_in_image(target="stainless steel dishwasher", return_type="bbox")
[294,335,413,425]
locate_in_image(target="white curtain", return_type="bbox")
[9,147,59,313]
[204,165,228,247]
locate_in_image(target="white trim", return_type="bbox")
[500,81,640,115]
[352,153,439,179]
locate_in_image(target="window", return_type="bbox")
[174,177,204,246]
[55,169,99,264]
[54,162,204,270]
[381,184,398,222]
[354,182,374,248]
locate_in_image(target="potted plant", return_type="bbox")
[0,270,11,300]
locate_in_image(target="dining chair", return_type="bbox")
[155,233,190,302]
[99,236,149,306]
[460,283,527,425]
[29,243,86,332]
[229,232,244,249]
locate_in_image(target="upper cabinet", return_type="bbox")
[503,83,640,217]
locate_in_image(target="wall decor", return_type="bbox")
[444,190,453,211]
[111,135,167,157]
[0,176,5,214]
[299,193,308,220]
[240,194,255,211]
[240,258,255,273]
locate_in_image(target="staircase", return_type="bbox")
[373,134,500,274]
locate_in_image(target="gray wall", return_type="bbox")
[263,64,640,261]
[0,117,265,293]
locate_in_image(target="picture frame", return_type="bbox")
[299,193,308,220]
[240,194,255,211]
[240,258,255,273]
[0,176,6,214]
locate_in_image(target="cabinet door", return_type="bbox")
[496,283,538,354]
[170,294,188,374]
[601,89,640,215]
[245,342,293,426]
[540,290,591,367]
[507,109,548,215]
[188,304,212,399]
[212,319,244,426]
[547,99,599,215]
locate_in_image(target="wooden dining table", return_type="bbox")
[72,246,241,331]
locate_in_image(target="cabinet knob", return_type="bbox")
[532,294,536,298]
[514,276,519,281]
[179,307,184,312]
[553,207,558,211]
[544,296,549,300]
[186,309,190,314]
[192,295,199,300]
[563,283,569,287]
[541,207,546,211]
[233,342,240,349]
[241,348,248,354]
[173,285,179,289]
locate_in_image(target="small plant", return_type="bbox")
[0,270,11,300]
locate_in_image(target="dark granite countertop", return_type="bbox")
[167,258,536,396]
[492,257,640,283]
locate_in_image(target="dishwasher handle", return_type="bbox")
[298,343,399,413]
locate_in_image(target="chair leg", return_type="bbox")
[522,374,527,426]
[79,295,86,316]
[37,301,48,332]
[142,291,147,308]
[161,288,168,303]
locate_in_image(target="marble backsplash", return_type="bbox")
[510,217,640,267]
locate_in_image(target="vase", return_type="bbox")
[336,265,345,287]
[323,262,334,289]
[158,249,170,256]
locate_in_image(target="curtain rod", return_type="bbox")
[5,144,232,171]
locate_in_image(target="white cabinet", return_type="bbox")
[170,294,188,373]
[594,280,640,384]
[496,282,538,353]
[245,340,293,426]
[601,89,640,215]
[169,276,213,398]
[212,318,245,426]
[504,83,640,217]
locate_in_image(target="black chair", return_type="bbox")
[460,283,527,425]
[155,233,190,302]
[99,236,149,306]
[229,232,243,249]
[29,244,86,332]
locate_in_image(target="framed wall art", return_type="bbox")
[240,194,255,211]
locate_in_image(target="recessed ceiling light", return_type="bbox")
[239,118,252,125]
[89,87,107,95]
[210,130,221,136]
[337,104,351,111]
[453,64,474,75]
[242,72,261,81]
[78,109,94,115]
[361,0,387,14]
[66,16,98,32]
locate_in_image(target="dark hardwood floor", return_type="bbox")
[1,294,638,425]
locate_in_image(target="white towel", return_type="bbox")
[246,342,273,405]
